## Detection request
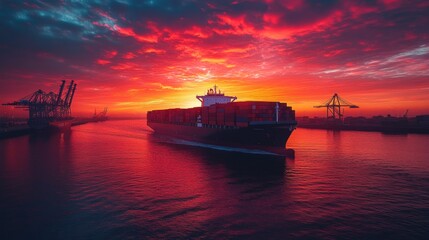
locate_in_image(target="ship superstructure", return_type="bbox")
[196,85,237,107]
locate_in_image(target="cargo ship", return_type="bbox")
[147,86,297,156]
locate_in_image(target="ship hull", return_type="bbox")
[28,118,73,131]
[49,119,73,131]
[147,122,295,156]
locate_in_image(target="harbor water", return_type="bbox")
[1,120,429,239]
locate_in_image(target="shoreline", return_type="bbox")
[298,123,429,134]
[0,118,106,139]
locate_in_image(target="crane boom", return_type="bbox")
[68,83,77,107]
[56,80,66,106]
[63,80,74,107]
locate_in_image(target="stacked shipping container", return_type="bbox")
[147,101,295,128]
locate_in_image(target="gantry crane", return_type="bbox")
[93,107,108,122]
[3,80,77,129]
[314,93,359,120]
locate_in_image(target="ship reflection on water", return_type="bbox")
[146,132,294,185]
[1,120,429,239]
[161,140,290,174]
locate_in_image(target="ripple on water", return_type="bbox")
[1,121,429,239]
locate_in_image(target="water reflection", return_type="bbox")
[200,149,288,177]
[1,121,429,239]
[148,133,293,177]
[0,131,77,239]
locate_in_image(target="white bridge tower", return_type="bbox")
[196,85,237,107]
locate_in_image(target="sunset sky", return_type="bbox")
[0,0,428,117]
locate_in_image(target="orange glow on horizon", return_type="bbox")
[1,1,428,118]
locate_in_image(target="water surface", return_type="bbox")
[1,120,429,239]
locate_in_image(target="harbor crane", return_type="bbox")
[93,107,108,122]
[3,80,77,128]
[314,93,359,120]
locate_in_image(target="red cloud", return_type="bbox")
[184,26,210,38]
[324,49,344,57]
[105,50,118,59]
[263,12,282,24]
[140,48,166,54]
[114,25,158,43]
[279,0,305,10]
[123,52,137,59]
[379,0,401,9]
[266,10,343,39]
[215,13,256,35]
[96,59,111,65]
[110,62,138,70]
[346,3,378,18]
